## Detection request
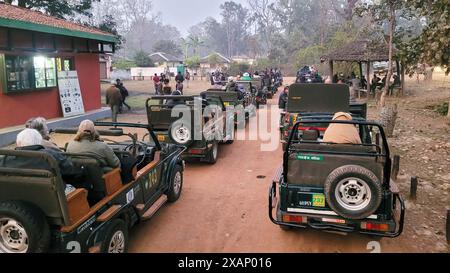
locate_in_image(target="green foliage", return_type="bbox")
[185,56,201,69]
[295,45,327,68]
[133,51,153,67]
[113,59,137,70]
[426,102,449,116]
[228,62,250,75]
[98,14,123,49]
[400,0,450,75]
[4,0,97,19]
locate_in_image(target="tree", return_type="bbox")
[133,50,153,67]
[400,0,449,117]
[152,40,183,57]
[187,35,205,57]
[357,0,407,108]
[98,15,123,49]
[185,56,201,70]
[3,0,97,19]
[220,1,249,57]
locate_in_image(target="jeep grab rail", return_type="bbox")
[284,120,392,189]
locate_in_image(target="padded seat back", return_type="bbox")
[67,156,106,202]
[287,143,383,187]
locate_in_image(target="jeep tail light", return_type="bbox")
[189,149,203,155]
[282,215,307,224]
[361,222,389,232]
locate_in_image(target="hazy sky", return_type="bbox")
[151,0,247,35]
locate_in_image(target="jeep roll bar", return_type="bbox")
[94,122,162,151]
[284,120,392,189]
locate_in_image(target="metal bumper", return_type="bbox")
[268,182,406,238]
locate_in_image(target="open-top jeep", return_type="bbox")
[146,95,234,164]
[280,84,368,149]
[269,118,405,237]
[204,88,255,125]
[0,122,185,253]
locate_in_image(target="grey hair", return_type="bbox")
[25,117,50,140]
[16,129,43,147]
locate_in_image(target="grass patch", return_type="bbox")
[426,102,449,116]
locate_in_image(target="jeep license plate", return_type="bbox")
[223,102,230,107]
[157,135,166,142]
[298,193,326,208]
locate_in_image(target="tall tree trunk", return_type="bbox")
[380,5,396,108]
[448,99,450,119]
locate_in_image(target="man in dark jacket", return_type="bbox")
[278,85,289,110]
[175,71,185,83]
[116,79,131,112]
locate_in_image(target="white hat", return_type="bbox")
[16,129,43,147]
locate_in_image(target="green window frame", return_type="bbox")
[1,54,57,94]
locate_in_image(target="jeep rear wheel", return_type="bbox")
[166,164,183,202]
[325,165,382,220]
[205,141,219,164]
[101,219,129,253]
[0,202,50,253]
[169,122,193,146]
[446,210,450,245]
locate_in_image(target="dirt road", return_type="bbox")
[126,93,409,254]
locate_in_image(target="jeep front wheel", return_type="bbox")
[325,165,382,220]
[0,201,50,253]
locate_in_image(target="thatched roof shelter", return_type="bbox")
[322,39,394,62]
[321,39,403,95]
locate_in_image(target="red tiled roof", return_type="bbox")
[0,3,115,41]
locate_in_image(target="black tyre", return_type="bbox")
[101,219,129,253]
[0,201,50,253]
[324,165,382,220]
[169,122,193,146]
[205,141,219,164]
[166,164,183,202]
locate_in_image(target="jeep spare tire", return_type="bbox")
[169,122,193,146]
[324,165,382,220]
[0,201,50,253]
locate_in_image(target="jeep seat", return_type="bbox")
[66,155,107,204]
[287,143,383,187]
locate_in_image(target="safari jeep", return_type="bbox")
[147,95,234,164]
[0,122,185,253]
[280,84,368,150]
[269,119,405,237]
[205,88,255,124]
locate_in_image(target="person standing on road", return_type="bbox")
[175,80,184,94]
[162,79,172,95]
[106,80,122,123]
[116,79,131,112]
[153,73,161,94]
[185,70,191,88]
[278,85,289,110]
[175,71,185,83]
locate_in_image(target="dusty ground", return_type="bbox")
[50,75,450,253]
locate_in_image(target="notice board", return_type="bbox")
[57,71,85,117]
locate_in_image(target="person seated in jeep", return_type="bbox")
[166,90,184,108]
[323,112,362,144]
[66,120,121,173]
[25,117,60,151]
[0,129,80,194]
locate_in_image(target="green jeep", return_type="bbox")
[147,95,234,164]
[270,119,405,237]
[280,84,368,150]
[0,122,185,253]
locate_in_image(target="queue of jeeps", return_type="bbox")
[0,75,408,253]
